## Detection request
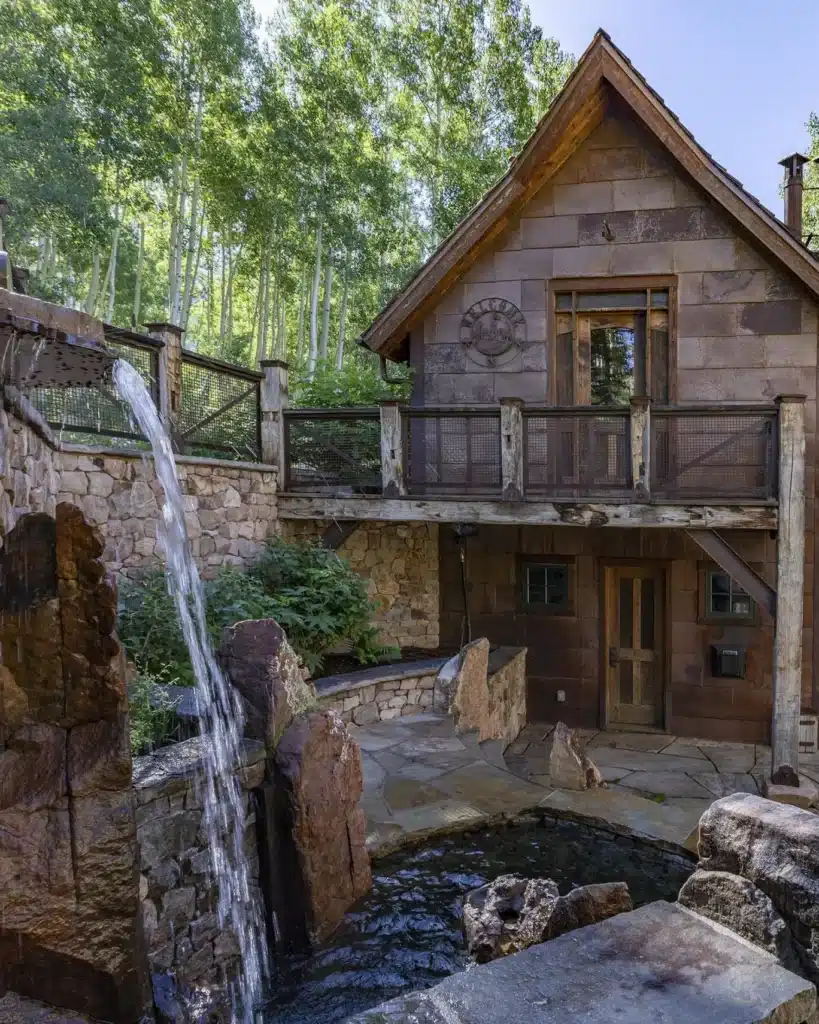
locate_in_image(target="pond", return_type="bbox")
[263,815,693,1024]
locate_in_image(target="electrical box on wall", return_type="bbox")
[711,645,746,679]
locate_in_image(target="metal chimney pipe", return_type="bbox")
[778,153,810,239]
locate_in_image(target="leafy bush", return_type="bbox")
[291,358,412,408]
[128,671,184,755]
[118,539,394,681]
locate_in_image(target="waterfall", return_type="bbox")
[113,360,268,1023]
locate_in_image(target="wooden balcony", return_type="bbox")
[276,398,790,530]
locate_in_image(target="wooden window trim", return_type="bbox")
[697,561,758,625]
[519,554,575,616]
[546,275,678,405]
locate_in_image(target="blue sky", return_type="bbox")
[252,0,818,217]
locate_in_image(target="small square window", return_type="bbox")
[706,571,754,620]
[524,563,570,611]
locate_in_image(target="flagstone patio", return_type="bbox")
[351,714,819,857]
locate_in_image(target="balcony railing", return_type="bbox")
[281,400,781,504]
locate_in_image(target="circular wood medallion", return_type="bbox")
[460,298,526,367]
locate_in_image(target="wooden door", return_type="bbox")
[605,566,664,727]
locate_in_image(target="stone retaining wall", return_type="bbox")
[1,394,60,536]
[132,738,266,998]
[316,660,445,725]
[281,520,439,651]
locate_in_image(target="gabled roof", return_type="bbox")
[360,30,819,360]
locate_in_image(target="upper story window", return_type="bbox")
[554,287,670,406]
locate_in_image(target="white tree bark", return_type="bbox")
[335,258,350,371]
[167,156,180,318]
[319,259,333,364]
[85,252,101,315]
[103,209,121,324]
[180,86,204,331]
[132,222,145,328]
[171,153,189,324]
[295,267,307,365]
[307,222,323,377]
[278,291,286,359]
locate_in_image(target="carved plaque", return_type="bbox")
[460,298,526,367]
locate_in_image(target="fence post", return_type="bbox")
[260,359,288,482]
[500,398,524,501]
[380,400,406,497]
[770,394,806,789]
[145,322,183,433]
[630,396,651,500]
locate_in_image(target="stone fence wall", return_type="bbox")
[132,737,266,1000]
[315,658,446,725]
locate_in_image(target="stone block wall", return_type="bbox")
[281,520,440,651]
[0,394,60,536]
[132,737,266,998]
[316,662,442,724]
[56,448,277,578]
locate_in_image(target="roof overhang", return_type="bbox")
[361,30,819,360]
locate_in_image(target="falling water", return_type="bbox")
[112,359,269,1022]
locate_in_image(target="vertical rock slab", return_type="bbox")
[267,710,371,948]
[549,721,605,791]
[0,504,147,1022]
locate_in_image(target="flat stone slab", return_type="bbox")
[0,992,96,1024]
[314,657,446,697]
[540,786,702,851]
[346,902,816,1024]
[434,762,549,816]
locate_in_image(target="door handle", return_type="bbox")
[609,646,618,667]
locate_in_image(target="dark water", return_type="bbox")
[263,817,693,1024]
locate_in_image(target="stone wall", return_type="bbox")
[315,660,444,725]
[56,448,278,578]
[281,520,440,651]
[1,393,60,536]
[132,738,266,1004]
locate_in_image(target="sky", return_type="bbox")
[252,0,819,217]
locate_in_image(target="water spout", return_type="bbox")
[112,359,269,1022]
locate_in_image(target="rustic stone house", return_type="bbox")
[277,31,819,794]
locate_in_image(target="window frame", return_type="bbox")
[519,556,575,615]
[547,276,678,407]
[698,565,758,625]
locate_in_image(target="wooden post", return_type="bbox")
[145,321,183,432]
[380,400,406,497]
[630,396,651,499]
[260,359,288,482]
[500,398,524,502]
[771,394,806,787]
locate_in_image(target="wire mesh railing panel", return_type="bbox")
[406,410,502,495]
[26,331,159,448]
[524,410,631,497]
[178,353,261,462]
[284,410,381,492]
[651,410,776,500]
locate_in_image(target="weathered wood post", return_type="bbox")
[260,359,288,483]
[630,396,651,500]
[500,398,524,502]
[380,400,406,497]
[770,394,806,789]
[145,321,183,433]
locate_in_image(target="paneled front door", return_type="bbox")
[604,566,664,727]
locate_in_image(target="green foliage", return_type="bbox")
[806,112,819,256]
[118,539,393,680]
[128,671,184,755]
[291,356,413,407]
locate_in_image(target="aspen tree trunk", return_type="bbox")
[182,215,205,332]
[278,293,286,360]
[307,222,323,377]
[295,268,307,365]
[132,222,145,328]
[181,86,204,330]
[335,259,350,370]
[167,157,180,317]
[270,270,279,360]
[319,259,333,364]
[258,245,271,364]
[85,252,101,315]
[219,235,228,344]
[172,153,189,324]
[103,210,121,323]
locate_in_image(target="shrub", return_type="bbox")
[128,671,184,755]
[291,358,412,408]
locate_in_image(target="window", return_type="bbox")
[523,562,571,611]
[706,571,754,620]
[553,286,670,406]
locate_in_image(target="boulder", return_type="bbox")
[218,618,315,747]
[463,874,631,963]
[264,710,372,948]
[0,664,28,744]
[548,721,605,791]
[697,793,819,982]
[678,870,801,972]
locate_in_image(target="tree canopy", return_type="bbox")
[0,0,574,392]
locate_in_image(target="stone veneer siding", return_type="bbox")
[1,400,60,536]
[132,737,266,993]
[56,447,277,578]
[316,661,444,725]
[281,520,440,651]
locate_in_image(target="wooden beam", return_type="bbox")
[500,398,524,501]
[320,521,361,550]
[771,395,806,786]
[260,359,288,479]
[685,529,776,620]
[630,397,650,499]
[278,494,778,530]
[380,401,406,498]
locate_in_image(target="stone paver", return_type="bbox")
[355,714,790,857]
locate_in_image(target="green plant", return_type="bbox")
[128,671,183,755]
[291,359,413,408]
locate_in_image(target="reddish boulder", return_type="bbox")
[264,710,371,947]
